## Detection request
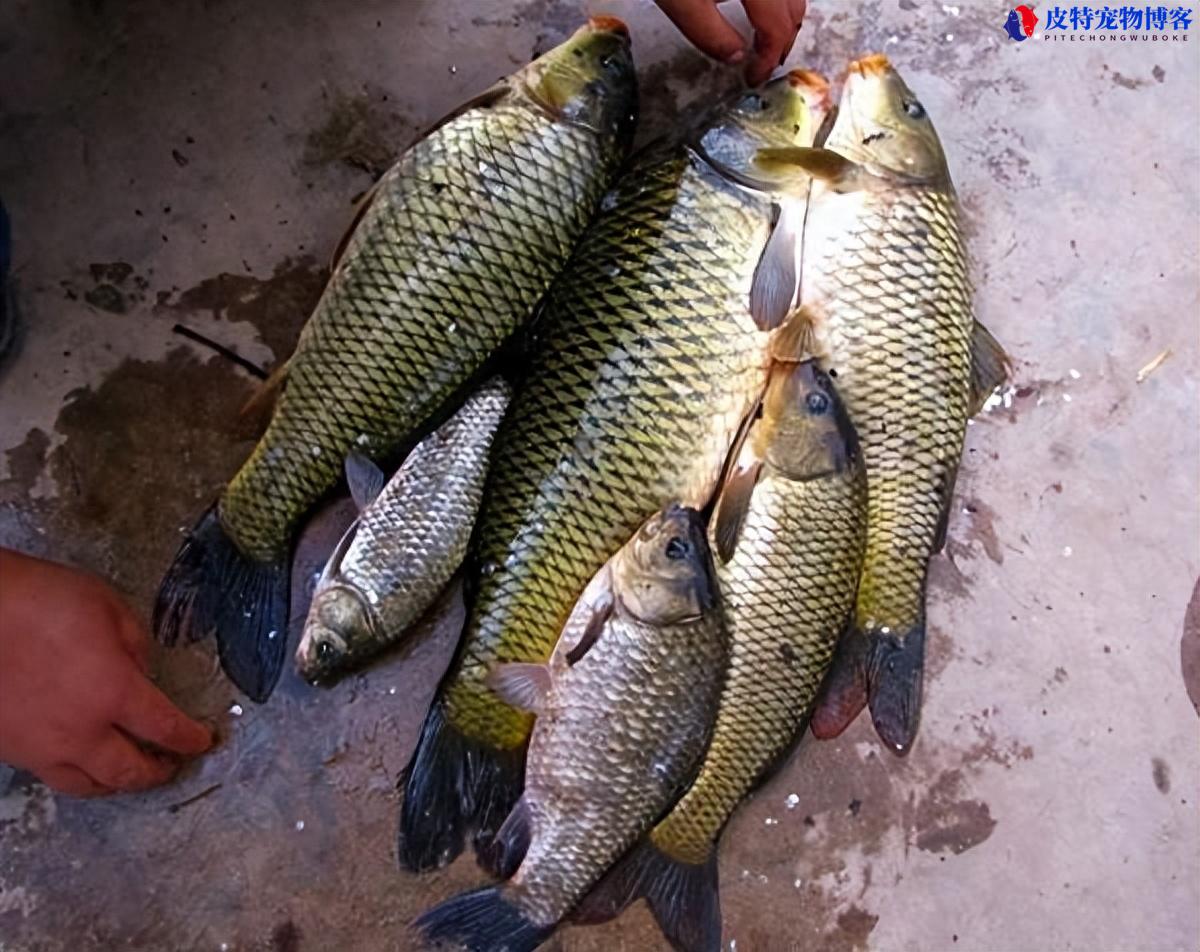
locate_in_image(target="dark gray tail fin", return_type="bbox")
[153,504,289,702]
[573,839,721,952]
[865,616,925,755]
[811,616,925,755]
[397,698,525,873]
[413,886,552,952]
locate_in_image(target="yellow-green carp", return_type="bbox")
[760,54,1008,752]
[414,506,727,952]
[154,20,637,701]
[397,70,831,873]
[574,360,866,950]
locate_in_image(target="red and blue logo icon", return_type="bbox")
[1004,5,1039,39]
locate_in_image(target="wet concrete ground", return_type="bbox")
[2,1,1198,950]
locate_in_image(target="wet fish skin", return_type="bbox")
[767,54,975,753]
[396,70,826,873]
[295,378,511,684]
[571,360,866,949]
[153,19,638,702]
[414,506,728,952]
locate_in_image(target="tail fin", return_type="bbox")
[865,617,925,755]
[412,886,551,952]
[397,699,525,873]
[810,617,925,755]
[573,839,721,952]
[153,505,289,703]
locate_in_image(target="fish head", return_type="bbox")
[523,17,637,146]
[826,53,947,182]
[760,360,859,480]
[294,583,376,683]
[697,69,831,182]
[614,505,719,626]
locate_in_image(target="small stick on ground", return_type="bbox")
[1136,348,1172,384]
[172,323,268,379]
[167,782,222,813]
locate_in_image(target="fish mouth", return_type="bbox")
[848,53,892,78]
[787,68,831,106]
[585,15,630,39]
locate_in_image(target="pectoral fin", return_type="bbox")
[967,318,1012,416]
[345,451,387,511]
[749,203,799,332]
[566,590,613,666]
[237,357,290,423]
[756,147,866,189]
[713,460,764,563]
[486,663,552,713]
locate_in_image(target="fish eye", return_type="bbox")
[903,99,926,120]
[316,641,337,662]
[744,93,766,112]
[806,391,830,415]
[600,53,620,71]
[664,537,690,560]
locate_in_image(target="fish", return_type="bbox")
[397,69,832,873]
[153,18,638,702]
[758,54,1009,752]
[294,377,511,683]
[572,360,867,950]
[413,505,729,952]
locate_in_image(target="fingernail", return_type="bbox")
[725,49,746,65]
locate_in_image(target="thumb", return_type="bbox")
[655,0,748,63]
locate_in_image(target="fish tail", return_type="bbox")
[412,887,551,952]
[153,504,289,703]
[573,839,721,952]
[865,615,925,755]
[397,698,525,873]
[810,615,925,755]
[810,624,872,740]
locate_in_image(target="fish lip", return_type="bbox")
[585,15,630,40]
[786,68,831,107]
[848,52,891,78]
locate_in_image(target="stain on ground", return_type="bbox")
[271,919,302,952]
[827,906,880,952]
[914,769,997,855]
[164,256,326,364]
[1182,576,1200,718]
[1151,757,1171,794]
[3,349,258,601]
[72,261,150,314]
[304,89,414,179]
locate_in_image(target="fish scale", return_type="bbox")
[807,184,971,633]
[652,437,867,865]
[443,152,773,751]
[219,98,623,563]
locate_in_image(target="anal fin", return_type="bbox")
[967,318,1012,416]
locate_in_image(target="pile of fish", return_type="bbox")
[156,18,1008,952]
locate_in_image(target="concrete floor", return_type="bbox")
[2,1,1198,950]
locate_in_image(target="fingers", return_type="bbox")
[655,0,746,64]
[39,763,113,798]
[110,600,151,673]
[115,674,214,757]
[742,0,807,85]
[81,729,179,792]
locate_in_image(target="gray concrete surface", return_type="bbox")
[1,1,1198,950]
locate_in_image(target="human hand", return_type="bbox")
[0,549,213,796]
[654,0,808,86]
